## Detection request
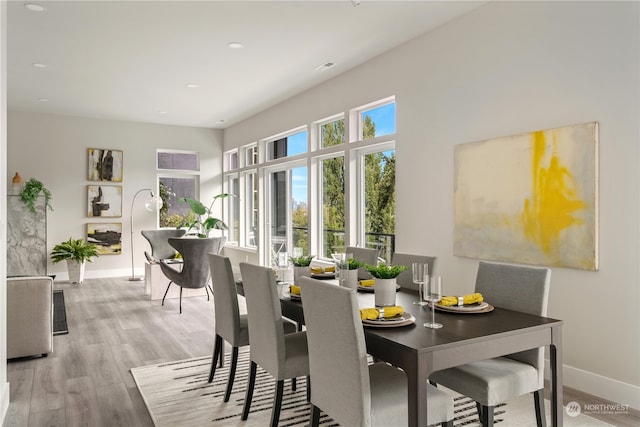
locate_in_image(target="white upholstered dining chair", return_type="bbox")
[430,261,552,427]
[239,262,310,427]
[391,252,437,291]
[346,246,380,280]
[299,277,454,427]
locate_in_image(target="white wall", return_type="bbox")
[7,111,223,279]
[224,1,640,408]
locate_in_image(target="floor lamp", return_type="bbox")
[129,188,163,281]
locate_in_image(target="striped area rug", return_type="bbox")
[131,350,503,426]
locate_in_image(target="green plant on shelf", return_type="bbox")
[19,178,53,213]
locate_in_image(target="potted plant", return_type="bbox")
[178,193,237,238]
[290,255,314,283]
[51,237,99,284]
[19,178,53,213]
[342,258,364,290]
[365,263,408,307]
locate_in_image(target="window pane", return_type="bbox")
[245,146,257,166]
[292,166,308,255]
[321,119,344,148]
[245,172,258,247]
[227,151,239,170]
[157,152,199,171]
[322,156,345,257]
[267,130,308,160]
[159,177,197,228]
[362,102,396,140]
[364,149,396,263]
[228,176,240,242]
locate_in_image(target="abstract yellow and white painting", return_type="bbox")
[454,122,598,271]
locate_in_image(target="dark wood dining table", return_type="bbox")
[238,281,564,427]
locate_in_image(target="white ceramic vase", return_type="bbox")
[293,266,311,284]
[345,269,359,290]
[374,278,397,307]
[66,259,86,284]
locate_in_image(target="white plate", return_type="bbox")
[357,284,400,293]
[362,313,415,328]
[289,294,301,300]
[433,301,494,313]
[311,272,336,280]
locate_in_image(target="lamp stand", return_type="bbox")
[129,188,162,281]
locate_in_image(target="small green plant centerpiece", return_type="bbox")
[51,237,99,284]
[347,258,364,270]
[340,258,365,290]
[178,193,237,238]
[290,255,315,267]
[365,263,408,307]
[19,178,53,213]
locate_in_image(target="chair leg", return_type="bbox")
[442,420,454,427]
[161,281,173,306]
[310,405,321,427]
[270,380,284,427]
[224,346,239,402]
[534,389,547,427]
[204,284,211,301]
[179,287,183,314]
[291,376,297,391]
[306,375,311,402]
[241,362,257,421]
[480,405,494,426]
[208,334,223,383]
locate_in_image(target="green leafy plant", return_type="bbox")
[365,263,407,279]
[19,178,53,213]
[347,258,364,270]
[178,193,237,238]
[290,255,315,267]
[50,237,99,264]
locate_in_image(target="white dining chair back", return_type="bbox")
[391,252,437,291]
[299,277,454,427]
[346,246,380,280]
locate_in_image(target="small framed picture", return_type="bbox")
[88,148,123,182]
[87,185,122,217]
[87,222,122,255]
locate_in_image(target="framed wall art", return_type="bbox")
[453,122,598,271]
[87,185,122,217]
[88,148,123,182]
[87,222,122,255]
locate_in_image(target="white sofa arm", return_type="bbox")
[7,276,53,359]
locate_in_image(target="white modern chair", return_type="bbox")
[391,252,437,291]
[207,254,297,401]
[430,261,552,427]
[299,277,454,427]
[239,262,310,427]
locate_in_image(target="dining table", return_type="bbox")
[237,279,564,427]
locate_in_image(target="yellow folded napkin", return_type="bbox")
[310,266,335,274]
[438,293,484,307]
[290,285,301,295]
[359,279,375,287]
[360,306,404,320]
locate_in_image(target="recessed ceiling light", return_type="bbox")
[157,110,168,114]
[32,63,47,68]
[37,98,49,102]
[186,84,198,88]
[24,3,47,12]
[227,42,244,49]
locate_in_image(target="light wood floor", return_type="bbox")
[4,276,639,427]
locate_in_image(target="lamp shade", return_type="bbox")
[144,194,163,211]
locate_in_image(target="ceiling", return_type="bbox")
[8,1,486,129]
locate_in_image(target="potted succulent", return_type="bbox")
[342,258,364,290]
[178,193,237,238]
[365,263,408,307]
[290,255,314,283]
[51,237,99,284]
[19,178,53,213]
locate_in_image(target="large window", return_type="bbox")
[157,150,199,228]
[223,97,396,266]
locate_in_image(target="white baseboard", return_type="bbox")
[1,381,10,425]
[546,360,640,410]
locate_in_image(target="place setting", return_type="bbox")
[359,305,415,328]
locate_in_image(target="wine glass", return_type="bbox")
[292,247,303,258]
[412,263,429,306]
[424,276,443,329]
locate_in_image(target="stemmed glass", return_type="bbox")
[424,275,443,329]
[412,263,428,306]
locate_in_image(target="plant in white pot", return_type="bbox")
[365,263,407,307]
[341,258,364,290]
[178,193,237,238]
[51,237,99,283]
[290,255,314,284]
